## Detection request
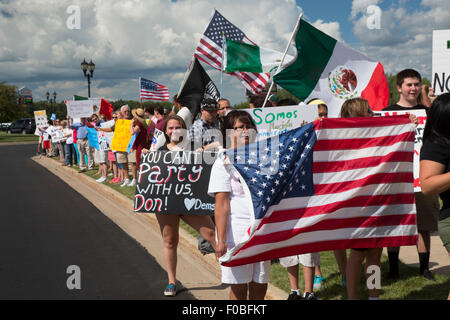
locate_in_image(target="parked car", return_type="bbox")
[0,123,12,131]
[7,118,36,134]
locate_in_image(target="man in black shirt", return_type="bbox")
[383,69,439,281]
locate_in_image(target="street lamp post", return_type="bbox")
[81,59,95,98]
[46,91,57,115]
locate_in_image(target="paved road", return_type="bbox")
[0,143,195,300]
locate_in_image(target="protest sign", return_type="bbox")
[150,128,166,151]
[87,127,100,150]
[242,104,318,139]
[381,110,426,192]
[110,119,132,152]
[134,150,216,215]
[100,120,115,151]
[432,30,450,95]
[66,100,96,118]
[34,110,47,136]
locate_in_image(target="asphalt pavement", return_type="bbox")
[0,143,195,299]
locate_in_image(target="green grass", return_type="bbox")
[270,251,450,300]
[48,156,450,300]
[0,131,39,143]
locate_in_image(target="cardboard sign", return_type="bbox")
[242,104,318,140]
[66,100,96,118]
[110,119,132,152]
[134,150,217,215]
[381,110,427,192]
[34,110,47,136]
[87,127,100,150]
[432,30,450,95]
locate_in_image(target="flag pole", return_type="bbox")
[220,32,226,98]
[262,12,303,108]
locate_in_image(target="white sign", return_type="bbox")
[34,110,47,136]
[382,110,427,192]
[242,104,318,140]
[100,120,115,151]
[150,128,166,151]
[432,30,450,95]
[66,100,96,118]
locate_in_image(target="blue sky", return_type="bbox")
[1,0,449,105]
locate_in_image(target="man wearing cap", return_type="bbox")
[188,98,221,151]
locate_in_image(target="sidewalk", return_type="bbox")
[32,155,287,300]
[383,234,449,276]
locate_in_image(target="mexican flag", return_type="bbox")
[273,19,389,117]
[223,39,293,74]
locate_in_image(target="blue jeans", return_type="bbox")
[64,143,73,165]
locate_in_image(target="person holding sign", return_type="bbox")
[142,115,216,297]
[420,92,450,300]
[70,117,94,172]
[208,110,270,300]
[383,69,439,281]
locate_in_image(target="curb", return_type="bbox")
[32,155,287,300]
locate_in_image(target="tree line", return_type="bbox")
[0,74,432,123]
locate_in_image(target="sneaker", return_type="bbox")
[313,275,325,290]
[109,177,120,184]
[164,283,177,297]
[120,179,130,187]
[96,176,107,183]
[342,276,347,288]
[127,178,137,187]
[302,292,317,300]
[287,291,302,300]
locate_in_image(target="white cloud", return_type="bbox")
[0,0,343,104]
[349,0,450,78]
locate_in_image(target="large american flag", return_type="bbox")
[139,77,169,101]
[220,115,418,267]
[195,10,270,94]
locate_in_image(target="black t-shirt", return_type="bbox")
[420,139,450,220]
[383,103,428,111]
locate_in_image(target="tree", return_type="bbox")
[0,82,28,122]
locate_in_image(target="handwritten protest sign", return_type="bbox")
[382,110,427,192]
[134,151,217,215]
[432,30,450,95]
[100,120,115,150]
[34,110,47,136]
[150,128,166,151]
[66,100,96,118]
[242,104,318,139]
[110,119,132,152]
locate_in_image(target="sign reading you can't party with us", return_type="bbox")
[134,151,217,215]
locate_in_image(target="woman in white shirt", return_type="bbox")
[208,110,270,300]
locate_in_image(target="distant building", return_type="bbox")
[18,87,33,105]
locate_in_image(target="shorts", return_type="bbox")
[116,152,128,164]
[128,150,136,163]
[438,217,450,252]
[221,260,270,284]
[108,151,116,162]
[43,140,50,149]
[279,253,321,268]
[94,149,108,163]
[415,192,439,232]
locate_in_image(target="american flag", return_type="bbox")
[195,10,270,94]
[139,77,169,101]
[220,115,418,267]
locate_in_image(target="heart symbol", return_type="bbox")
[184,198,196,211]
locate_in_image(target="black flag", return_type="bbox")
[177,57,220,118]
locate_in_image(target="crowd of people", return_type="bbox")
[35,68,449,300]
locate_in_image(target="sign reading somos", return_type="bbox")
[134,150,217,215]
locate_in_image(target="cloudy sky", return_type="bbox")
[1,0,449,105]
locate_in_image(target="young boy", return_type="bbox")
[383,69,439,281]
